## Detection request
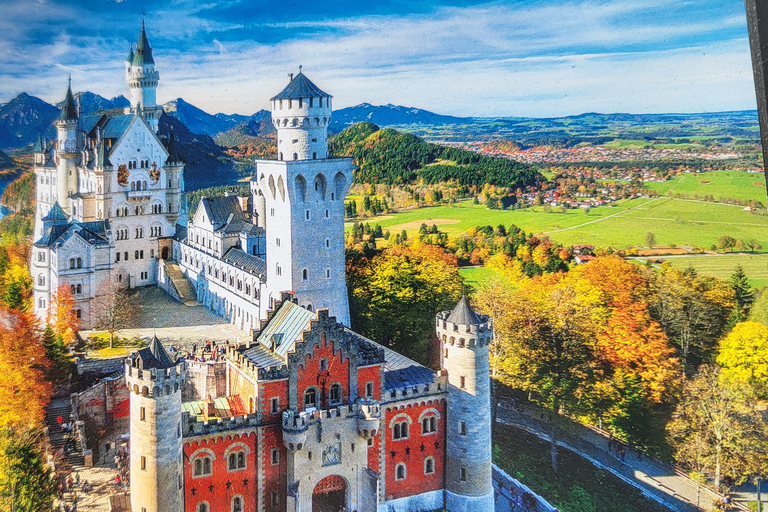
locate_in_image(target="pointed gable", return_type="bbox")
[446,296,482,326]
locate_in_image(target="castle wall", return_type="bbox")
[357,364,383,401]
[183,432,258,512]
[258,379,289,423]
[259,424,287,512]
[295,338,350,411]
[183,360,227,402]
[228,363,260,413]
[382,400,446,501]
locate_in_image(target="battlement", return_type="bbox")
[125,359,185,397]
[281,399,381,451]
[181,410,260,438]
[435,312,493,348]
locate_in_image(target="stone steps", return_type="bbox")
[45,398,85,469]
[163,261,198,305]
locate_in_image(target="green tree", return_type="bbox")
[717,235,736,252]
[729,265,755,321]
[645,232,657,249]
[0,428,57,512]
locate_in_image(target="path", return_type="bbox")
[544,197,663,234]
[496,400,743,512]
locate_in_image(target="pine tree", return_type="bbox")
[730,265,755,321]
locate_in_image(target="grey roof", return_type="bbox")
[257,301,315,358]
[35,219,110,248]
[165,132,182,164]
[271,72,331,101]
[81,114,103,136]
[241,344,284,369]
[61,81,78,121]
[102,115,134,140]
[34,133,43,152]
[132,336,177,370]
[383,365,436,391]
[222,248,266,277]
[201,196,243,227]
[42,202,67,222]
[132,23,155,66]
[447,296,482,325]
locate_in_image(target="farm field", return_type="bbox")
[632,253,768,289]
[458,266,497,289]
[645,170,767,203]
[348,196,768,252]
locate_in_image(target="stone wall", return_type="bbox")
[182,360,227,402]
[492,464,558,512]
[77,356,126,376]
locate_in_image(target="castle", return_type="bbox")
[32,23,495,512]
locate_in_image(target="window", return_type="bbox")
[194,456,212,477]
[305,210,310,220]
[74,308,82,319]
[325,209,329,218]
[319,358,328,371]
[270,397,280,414]
[395,463,406,481]
[140,407,145,421]
[141,456,146,470]
[365,381,374,398]
[271,491,280,506]
[459,467,467,482]
[459,421,467,436]
[302,269,308,281]
[37,252,45,262]
[304,388,317,409]
[325,238,330,248]
[424,457,435,475]
[228,451,246,471]
[135,251,139,260]
[422,416,437,434]
[271,447,280,465]
[38,275,45,286]
[329,383,342,405]
[367,438,374,447]
[460,376,466,389]
[38,298,46,309]
[313,152,317,160]
[116,252,120,262]
[393,420,409,440]
[196,503,209,512]
[326,269,330,279]
[232,496,243,512]
[276,238,281,247]
[124,252,129,261]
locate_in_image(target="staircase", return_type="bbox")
[45,397,85,470]
[162,260,198,305]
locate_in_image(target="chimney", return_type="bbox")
[206,396,216,419]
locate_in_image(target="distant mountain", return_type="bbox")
[156,114,239,190]
[330,103,468,132]
[163,98,252,137]
[60,92,130,116]
[0,149,13,171]
[0,93,59,149]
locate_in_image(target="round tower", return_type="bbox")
[437,297,494,512]
[126,20,161,132]
[125,337,185,512]
[270,67,332,161]
[56,77,79,214]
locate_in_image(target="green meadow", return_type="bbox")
[645,170,767,203]
[632,254,768,289]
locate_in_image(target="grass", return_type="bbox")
[494,423,670,512]
[347,196,768,252]
[645,171,767,204]
[632,253,768,289]
[459,266,498,289]
[86,332,147,359]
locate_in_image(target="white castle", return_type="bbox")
[30,24,351,331]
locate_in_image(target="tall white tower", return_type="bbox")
[126,20,161,132]
[55,78,79,215]
[252,70,352,324]
[437,297,494,512]
[125,338,185,512]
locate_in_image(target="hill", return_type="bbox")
[0,93,60,149]
[57,92,130,116]
[157,114,239,190]
[330,122,541,188]
[163,98,258,137]
[330,103,467,132]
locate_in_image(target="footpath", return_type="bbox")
[496,400,744,512]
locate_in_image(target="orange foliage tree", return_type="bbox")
[48,284,80,347]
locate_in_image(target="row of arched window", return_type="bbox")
[276,96,328,109]
[391,409,440,440]
[394,457,435,481]
[196,496,242,512]
[274,116,328,127]
[303,383,343,409]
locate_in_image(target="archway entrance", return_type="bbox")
[161,247,169,260]
[312,475,347,512]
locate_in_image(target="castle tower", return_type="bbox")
[164,132,184,224]
[125,337,185,512]
[253,69,352,324]
[55,77,80,215]
[126,20,161,132]
[436,297,494,512]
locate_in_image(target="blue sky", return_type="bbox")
[0,0,757,117]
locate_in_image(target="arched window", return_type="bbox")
[395,463,406,481]
[393,421,409,440]
[193,452,214,477]
[293,153,298,160]
[314,173,327,200]
[313,152,317,160]
[232,496,243,512]
[304,387,317,409]
[329,383,342,405]
[302,269,308,281]
[334,172,346,199]
[197,502,209,512]
[294,174,306,202]
[228,451,246,471]
[424,457,435,474]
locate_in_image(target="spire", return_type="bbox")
[446,296,482,325]
[126,44,134,63]
[60,76,78,121]
[165,131,182,164]
[132,20,155,66]
[34,133,43,152]
[96,137,111,168]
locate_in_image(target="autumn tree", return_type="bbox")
[716,321,768,398]
[48,284,80,347]
[348,244,463,364]
[92,278,139,348]
[0,428,57,512]
[668,365,765,490]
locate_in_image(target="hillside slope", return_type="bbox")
[330,122,541,188]
[330,103,467,132]
[0,93,59,149]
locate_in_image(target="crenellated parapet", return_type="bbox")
[435,310,493,348]
[181,410,260,438]
[125,358,186,397]
[356,399,381,440]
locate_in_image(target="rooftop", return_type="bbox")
[271,71,331,101]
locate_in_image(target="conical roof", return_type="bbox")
[134,335,176,370]
[126,44,134,63]
[165,131,182,164]
[34,133,43,152]
[42,202,67,222]
[446,296,482,325]
[271,71,330,101]
[132,22,155,66]
[60,79,78,121]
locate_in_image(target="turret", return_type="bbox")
[437,297,494,512]
[270,67,332,161]
[126,20,161,131]
[163,132,184,223]
[125,337,185,512]
[55,77,80,213]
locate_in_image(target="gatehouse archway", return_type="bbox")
[312,475,347,512]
